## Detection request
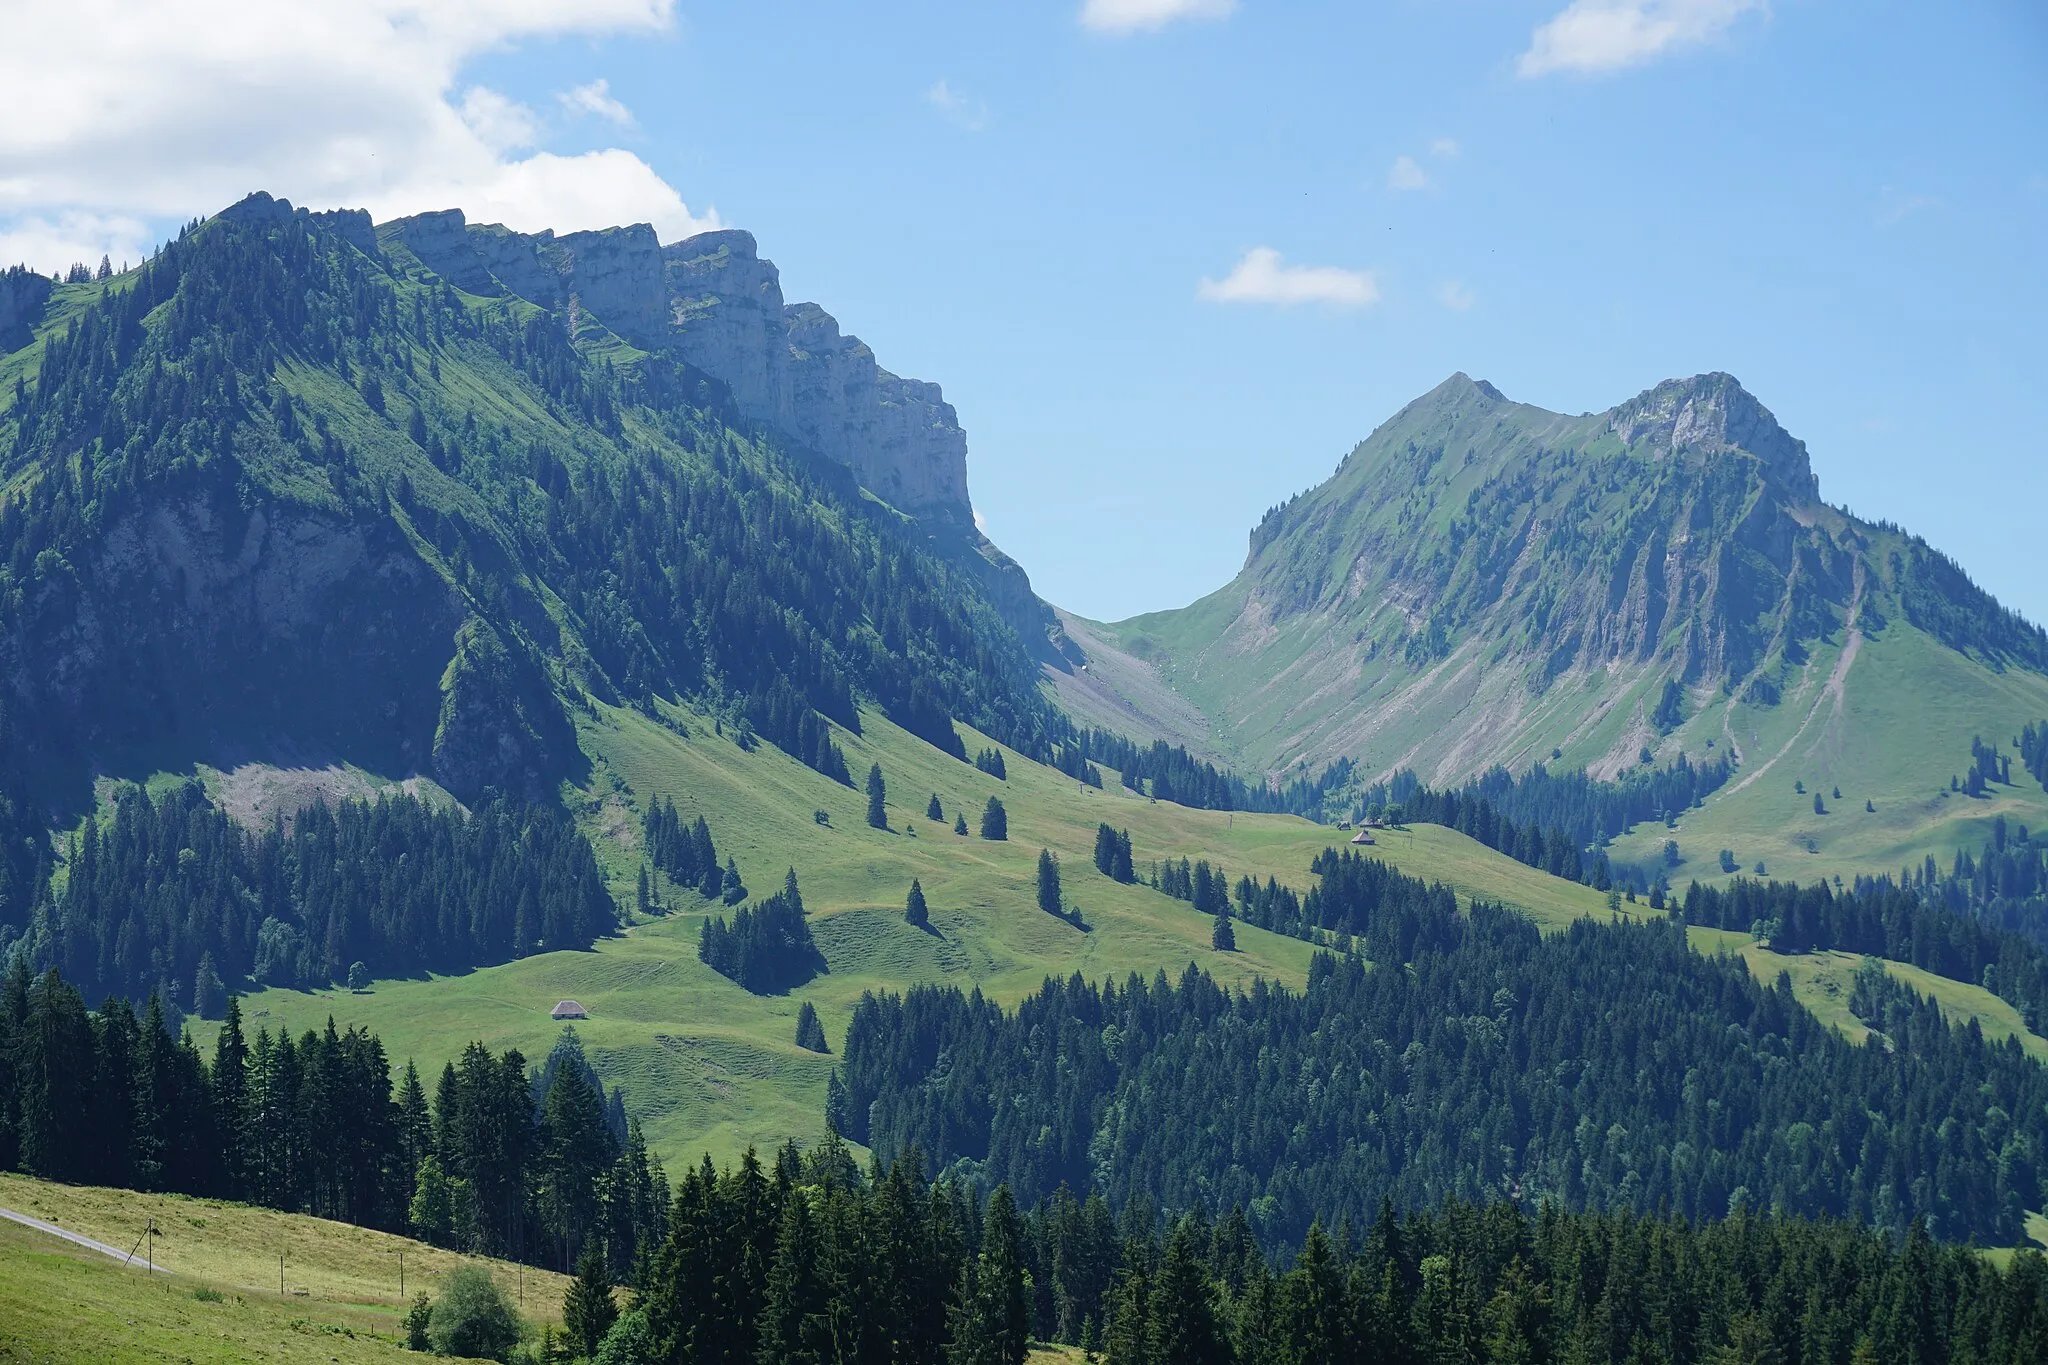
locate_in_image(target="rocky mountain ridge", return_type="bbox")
[376,207,971,522]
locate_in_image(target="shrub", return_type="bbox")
[428,1265,521,1362]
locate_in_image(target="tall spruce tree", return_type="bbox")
[1037,850,1063,916]
[563,1244,620,1357]
[867,764,889,829]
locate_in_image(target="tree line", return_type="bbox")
[10,781,613,1010]
[835,855,2048,1249]
[1360,753,1736,889]
[594,1146,2048,1365]
[1677,862,2048,1033]
[1074,730,1353,818]
[0,963,666,1275]
[2023,721,2048,790]
[5,948,2048,1364]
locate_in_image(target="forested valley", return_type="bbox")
[837,849,2048,1250]
[4,956,2045,1365]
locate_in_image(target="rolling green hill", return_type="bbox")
[1068,373,2048,883]
[198,700,1624,1169]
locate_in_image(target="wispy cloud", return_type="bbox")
[1198,247,1378,308]
[925,80,989,133]
[1877,187,1939,226]
[1436,280,1477,311]
[1080,0,1236,36]
[1429,137,1462,159]
[1388,155,1429,192]
[559,78,635,126]
[1518,0,1763,78]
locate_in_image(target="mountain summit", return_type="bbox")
[1077,371,2048,872]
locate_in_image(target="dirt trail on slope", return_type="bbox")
[1725,560,1864,797]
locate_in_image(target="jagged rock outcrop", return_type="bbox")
[383,211,669,350]
[378,211,973,522]
[1608,372,1819,499]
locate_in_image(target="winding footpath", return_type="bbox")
[0,1205,166,1271]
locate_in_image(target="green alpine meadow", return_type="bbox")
[0,187,2045,1363]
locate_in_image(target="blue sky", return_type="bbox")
[4,1,2044,626]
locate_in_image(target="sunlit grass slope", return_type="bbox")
[0,1172,567,1323]
[214,704,1619,1169]
[1608,622,2048,887]
[1684,928,2048,1062]
[0,1172,569,1363]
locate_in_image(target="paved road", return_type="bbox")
[0,1205,166,1271]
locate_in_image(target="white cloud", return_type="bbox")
[925,80,989,133]
[462,86,541,153]
[1429,137,1462,159]
[1388,155,1430,192]
[0,0,714,272]
[1080,0,1237,36]
[0,211,155,280]
[1517,0,1763,78]
[1436,280,1477,311]
[1197,247,1378,309]
[559,78,635,126]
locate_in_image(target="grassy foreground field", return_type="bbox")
[0,1172,567,1324]
[0,1172,568,1364]
[0,1173,1085,1364]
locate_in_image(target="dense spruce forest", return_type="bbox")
[1073,730,1355,817]
[0,781,613,1009]
[1356,755,1737,892]
[0,964,666,1273]
[6,954,2045,1364]
[1678,862,2048,1031]
[836,850,2048,1249]
[626,1149,2048,1365]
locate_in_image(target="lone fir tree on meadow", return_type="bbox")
[1036,849,1062,916]
[867,763,888,829]
[795,1001,829,1053]
[927,793,944,822]
[1212,905,1236,952]
[905,878,929,928]
[980,796,1008,841]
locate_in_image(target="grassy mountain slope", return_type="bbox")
[1083,373,2048,881]
[197,702,1621,1169]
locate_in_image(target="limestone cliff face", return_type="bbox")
[379,211,973,522]
[385,212,669,351]
[663,229,789,421]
